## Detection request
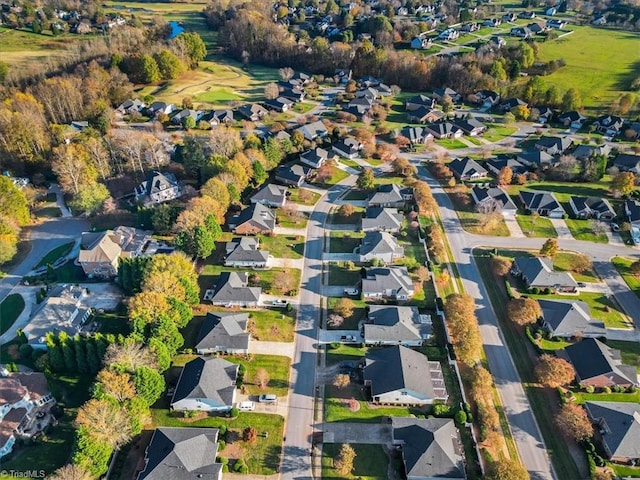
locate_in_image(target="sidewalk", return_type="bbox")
[50,183,72,218]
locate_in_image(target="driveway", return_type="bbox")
[321,422,391,444]
[318,329,362,344]
[249,340,295,359]
[504,215,525,238]
[79,283,124,310]
[549,218,572,240]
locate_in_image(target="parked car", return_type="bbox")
[258,394,277,403]
[272,299,289,308]
[344,288,359,296]
[341,335,357,343]
[237,401,255,411]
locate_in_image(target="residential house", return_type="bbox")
[137,427,223,480]
[361,208,403,233]
[290,71,311,85]
[195,312,250,355]
[499,97,528,112]
[489,35,506,48]
[171,357,238,412]
[511,257,577,292]
[410,35,433,49]
[407,107,445,124]
[23,285,92,348]
[205,272,262,307]
[433,87,461,103]
[367,184,414,208]
[300,148,333,169]
[594,115,624,136]
[250,183,288,208]
[516,150,555,168]
[362,266,415,300]
[536,106,554,123]
[0,372,55,459]
[358,231,405,263]
[237,103,269,122]
[296,120,329,141]
[145,101,175,117]
[437,28,459,41]
[538,299,606,339]
[485,157,529,176]
[334,68,352,83]
[229,203,276,235]
[502,12,517,22]
[264,97,294,112]
[546,19,567,29]
[519,190,565,217]
[613,153,640,173]
[451,117,486,136]
[461,22,480,32]
[448,157,489,181]
[624,200,640,245]
[528,21,549,33]
[470,186,518,216]
[569,197,615,220]
[224,237,268,268]
[405,95,437,111]
[572,144,611,160]
[170,108,202,125]
[203,109,234,126]
[585,402,640,463]
[332,137,362,159]
[535,136,573,155]
[400,126,434,145]
[546,6,557,15]
[364,306,432,346]
[275,164,312,187]
[424,122,463,139]
[344,104,372,120]
[518,10,537,19]
[592,15,607,26]
[134,171,182,205]
[475,90,501,108]
[626,121,640,139]
[116,99,145,115]
[483,18,502,27]
[563,339,638,388]
[391,417,465,480]
[558,111,587,129]
[363,345,448,405]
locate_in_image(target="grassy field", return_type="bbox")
[258,234,304,259]
[150,409,283,475]
[435,138,467,149]
[553,252,600,283]
[225,354,291,397]
[328,231,364,253]
[35,242,74,268]
[612,257,640,300]
[0,293,25,336]
[564,218,608,243]
[327,263,362,286]
[0,26,80,68]
[448,189,510,236]
[322,443,389,480]
[535,26,640,111]
[288,188,320,206]
[515,214,557,237]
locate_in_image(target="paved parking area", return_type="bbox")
[321,422,392,444]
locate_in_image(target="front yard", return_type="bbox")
[515,213,558,238]
[324,384,416,423]
[564,218,608,243]
[326,297,367,330]
[322,443,389,480]
[225,354,291,397]
[327,263,363,286]
[612,257,640,300]
[288,187,320,206]
[0,293,25,336]
[199,264,301,296]
[192,307,296,343]
[276,208,309,229]
[258,234,304,259]
[328,232,364,253]
[448,188,510,236]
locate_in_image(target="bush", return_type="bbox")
[505,280,516,299]
[628,385,637,393]
[328,342,341,350]
[222,465,229,473]
[612,385,625,393]
[543,287,553,294]
[454,410,467,425]
[234,458,247,473]
[218,440,226,451]
[217,456,229,465]
[602,386,612,394]
[229,407,239,418]
[218,424,227,437]
[432,404,453,417]
[530,287,540,294]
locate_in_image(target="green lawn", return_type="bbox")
[553,252,600,283]
[327,263,362,286]
[325,344,367,366]
[257,234,304,259]
[448,190,510,236]
[0,293,25,336]
[327,207,363,225]
[339,158,362,169]
[200,264,301,296]
[288,188,321,206]
[276,209,309,229]
[313,165,350,187]
[515,214,557,238]
[225,354,291,397]
[328,232,364,254]
[201,307,296,342]
[572,390,640,404]
[322,443,389,480]
[150,410,283,475]
[326,297,367,330]
[483,125,518,142]
[343,189,370,201]
[610,463,640,478]
[506,180,611,204]
[193,87,243,103]
[537,336,572,352]
[536,25,640,110]
[564,218,608,243]
[35,242,74,268]
[435,138,467,150]
[324,384,417,423]
[612,257,640,300]
[607,340,640,373]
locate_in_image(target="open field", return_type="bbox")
[0,27,79,68]
[535,26,640,111]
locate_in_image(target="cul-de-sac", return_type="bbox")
[0,0,639,478]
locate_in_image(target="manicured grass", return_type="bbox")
[92,311,131,336]
[537,337,572,352]
[324,384,415,423]
[199,264,301,296]
[150,409,284,475]
[322,443,388,480]
[288,188,320,206]
[327,263,362,286]
[292,101,316,114]
[257,234,304,259]
[0,294,25,336]
[312,165,350,188]
[328,232,363,254]
[325,344,367,366]
[226,354,291,397]
[249,308,296,342]
[326,297,366,330]
[276,209,309,229]
[607,340,640,373]
[339,158,362,169]
[536,25,640,110]
[448,189,510,236]
[35,206,62,218]
[553,252,600,283]
[483,125,518,142]
[343,189,370,201]
[564,218,608,243]
[572,390,640,404]
[435,138,467,149]
[372,174,406,185]
[515,214,557,238]
[465,136,484,146]
[35,241,74,268]
[327,207,363,225]
[505,180,611,204]
[610,463,640,478]
[612,257,640,300]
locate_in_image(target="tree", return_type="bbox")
[69,183,109,215]
[48,464,92,480]
[174,32,207,68]
[486,458,529,480]
[535,354,575,388]
[414,266,430,282]
[201,177,231,210]
[539,238,559,258]
[562,88,582,111]
[443,294,482,365]
[0,216,19,265]
[104,342,157,372]
[392,157,417,177]
[273,270,296,294]
[254,368,270,389]
[572,253,592,274]
[497,166,513,185]
[153,50,184,80]
[52,143,96,195]
[72,428,113,478]
[610,172,635,197]
[507,297,541,326]
[243,426,258,443]
[182,116,196,131]
[490,256,512,277]
[181,135,207,178]
[134,366,166,406]
[0,176,30,226]
[264,82,280,100]
[512,105,530,121]
[334,444,356,476]
[356,168,375,190]
[338,204,355,218]
[470,365,494,405]
[334,298,355,318]
[631,260,640,277]
[555,403,594,442]
[96,369,136,403]
[75,399,133,448]
[333,373,350,389]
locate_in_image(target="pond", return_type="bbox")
[168,21,184,39]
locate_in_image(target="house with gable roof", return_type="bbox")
[195,312,250,355]
[362,267,415,300]
[585,401,640,463]
[171,357,238,412]
[361,208,403,233]
[134,171,182,205]
[224,237,268,268]
[357,231,405,263]
[538,299,606,339]
[519,190,565,217]
[364,305,432,346]
[563,339,637,389]
[448,157,488,181]
[205,272,262,308]
[511,257,577,292]
[229,203,276,235]
[367,184,413,208]
[250,183,288,208]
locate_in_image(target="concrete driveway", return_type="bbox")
[321,422,391,444]
[549,218,572,239]
[80,283,124,310]
[504,215,525,238]
[249,340,295,359]
[318,329,362,344]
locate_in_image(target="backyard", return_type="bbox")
[288,188,320,206]
[276,208,309,229]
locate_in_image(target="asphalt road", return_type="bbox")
[281,178,355,480]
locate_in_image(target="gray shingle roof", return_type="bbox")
[614,153,640,172]
[209,272,262,304]
[364,346,447,400]
[251,183,287,205]
[171,357,238,407]
[517,150,555,166]
[519,190,564,214]
[513,257,577,288]
[225,238,269,265]
[563,338,637,386]
[485,157,529,175]
[539,299,606,337]
[392,417,465,479]
[448,157,488,178]
[535,135,573,152]
[137,427,222,480]
[362,266,414,297]
[231,203,276,232]
[365,306,430,343]
[196,312,250,352]
[471,186,517,212]
[359,231,403,257]
[136,171,179,197]
[367,184,413,206]
[275,164,311,185]
[295,120,328,140]
[361,207,403,231]
[585,401,640,460]
[570,196,615,217]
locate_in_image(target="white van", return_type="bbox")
[258,394,277,404]
[237,401,255,411]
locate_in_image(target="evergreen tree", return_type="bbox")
[45,332,65,372]
[74,335,89,374]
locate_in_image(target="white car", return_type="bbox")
[272,299,289,308]
[258,394,277,404]
[237,401,255,411]
[344,288,359,296]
